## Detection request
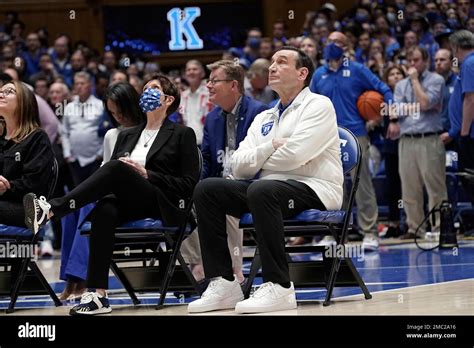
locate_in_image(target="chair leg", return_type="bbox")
[110,262,141,305]
[244,248,261,299]
[345,256,372,300]
[323,256,341,307]
[156,232,187,310]
[29,261,62,307]
[7,258,29,314]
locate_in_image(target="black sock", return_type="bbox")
[279,282,291,289]
[222,275,234,282]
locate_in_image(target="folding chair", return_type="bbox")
[240,126,372,306]
[0,158,62,313]
[80,148,203,309]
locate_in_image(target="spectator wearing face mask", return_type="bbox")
[242,28,262,65]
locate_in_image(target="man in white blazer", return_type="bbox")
[188,46,343,314]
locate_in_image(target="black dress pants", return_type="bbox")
[194,178,326,285]
[49,160,160,289]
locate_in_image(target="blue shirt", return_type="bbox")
[441,72,458,131]
[448,52,474,139]
[310,60,393,136]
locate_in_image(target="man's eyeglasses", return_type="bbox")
[0,88,16,98]
[207,79,234,86]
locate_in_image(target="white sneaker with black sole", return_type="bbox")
[235,281,297,314]
[23,193,51,235]
[69,292,112,315]
[187,276,244,313]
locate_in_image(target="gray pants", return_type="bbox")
[352,136,379,235]
[180,215,243,272]
[399,135,447,233]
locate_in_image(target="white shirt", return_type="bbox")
[129,128,159,166]
[102,127,121,164]
[61,94,104,166]
[179,82,213,145]
[231,87,344,210]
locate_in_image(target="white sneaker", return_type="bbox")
[316,235,337,247]
[187,276,244,313]
[235,282,297,314]
[23,193,51,234]
[424,231,440,242]
[40,240,54,257]
[362,234,379,251]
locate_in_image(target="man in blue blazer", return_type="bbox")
[201,65,268,179]
[180,60,268,285]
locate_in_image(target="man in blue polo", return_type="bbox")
[180,60,268,284]
[310,31,393,251]
[445,30,474,202]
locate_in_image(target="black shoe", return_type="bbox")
[69,292,112,315]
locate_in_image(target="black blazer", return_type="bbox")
[0,128,54,202]
[110,118,199,226]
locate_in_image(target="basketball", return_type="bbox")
[357,90,384,122]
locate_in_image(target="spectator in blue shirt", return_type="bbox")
[310,31,393,251]
[447,30,474,202]
[434,48,458,138]
[21,32,46,78]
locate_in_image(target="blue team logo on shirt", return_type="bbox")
[261,121,274,136]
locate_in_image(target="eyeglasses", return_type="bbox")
[207,79,234,86]
[0,88,16,98]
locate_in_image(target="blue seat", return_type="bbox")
[240,126,371,306]
[240,209,348,226]
[79,147,203,309]
[0,225,33,238]
[0,159,62,313]
[80,218,193,233]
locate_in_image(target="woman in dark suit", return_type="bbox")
[0,80,54,227]
[24,73,200,315]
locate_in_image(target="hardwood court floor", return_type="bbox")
[2,241,474,316]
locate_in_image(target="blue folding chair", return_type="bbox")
[80,148,203,309]
[240,127,372,306]
[0,158,62,313]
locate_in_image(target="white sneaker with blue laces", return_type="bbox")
[69,292,112,316]
[235,281,297,314]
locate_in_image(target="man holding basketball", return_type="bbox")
[310,31,393,251]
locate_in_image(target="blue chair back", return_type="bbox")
[338,127,360,175]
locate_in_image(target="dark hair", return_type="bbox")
[110,69,129,82]
[383,65,407,87]
[144,73,180,117]
[275,46,315,87]
[103,82,145,127]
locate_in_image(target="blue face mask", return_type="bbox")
[447,19,460,30]
[324,42,344,61]
[139,88,162,113]
[355,13,369,23]
[248,37,261,49]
